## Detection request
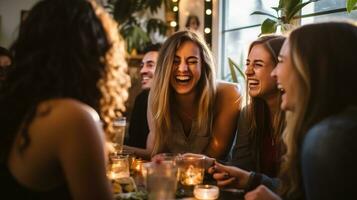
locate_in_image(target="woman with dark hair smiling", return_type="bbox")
[0,0,130,199]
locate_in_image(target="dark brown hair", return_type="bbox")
[0,0,130,161]
[245,35,286,174]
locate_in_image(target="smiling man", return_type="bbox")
[126,44,161,148]
[140,47,159,89]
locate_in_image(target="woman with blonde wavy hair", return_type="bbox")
[244,22,357,200]
[128,31,241,159]
[0,0,130,199]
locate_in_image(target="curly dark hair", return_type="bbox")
[0,0,130,161]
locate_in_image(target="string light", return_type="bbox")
[172,0,178,2]
[205,0,211,2]
[204,27,211,34]
[173,6,178,12]
[205,9,212,15]
[170,21,177,27]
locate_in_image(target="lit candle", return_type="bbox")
[133,159,144,173]
[194,185,219,200]
[181,165,204,185]
[108,156,130,179]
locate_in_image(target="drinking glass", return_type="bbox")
[153,153,177,165]
[144,162,178,200]
[108,154,130,179]
[112,117,126,154]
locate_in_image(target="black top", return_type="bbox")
[0,163,71,200]
[126,89,150,148]
[301,106,357,200]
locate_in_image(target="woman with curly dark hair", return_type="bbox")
[0,0,130,199]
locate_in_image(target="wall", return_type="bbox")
[178,0,204,35]
[212,0,220,78]
[177,0,220,78]
[0,0,39,48]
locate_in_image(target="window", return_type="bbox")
[220,0,357,82]
[220,0,278,81]
[302,0,357,24]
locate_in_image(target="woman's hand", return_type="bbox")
[207,161,251,189]
[244,185,281,200]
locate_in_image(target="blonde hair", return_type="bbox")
[149,31,216,155]
[279,22,357,199]
[279,40,310,199]
[91,1,131,139]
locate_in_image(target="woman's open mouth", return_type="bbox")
[175,75,191,84]
[248,79,259,88]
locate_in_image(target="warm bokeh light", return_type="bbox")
[173,6,178,12]
[170,21,177,27]
[205,9,212,15]
[204,27,211,34]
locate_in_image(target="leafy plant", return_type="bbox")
[347,0,357,13]
[227,57,245,83]
[106,0,171,53]
[251,0,319,35]
[252,0,357,35]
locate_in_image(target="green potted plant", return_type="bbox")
[252,0,357,35]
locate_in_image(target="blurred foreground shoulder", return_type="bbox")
[39,98,104,142]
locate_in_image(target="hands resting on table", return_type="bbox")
[150,152,281,200]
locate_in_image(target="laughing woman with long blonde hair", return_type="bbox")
[128,31,241,159]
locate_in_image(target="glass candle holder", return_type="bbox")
[194,185,219,200]
[120,149,136,170]
[176,154,205,186]
[132,159,144,174]
[108,155,130,179]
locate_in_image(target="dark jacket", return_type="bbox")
[302,106,357,200]
[126,90,150,148]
